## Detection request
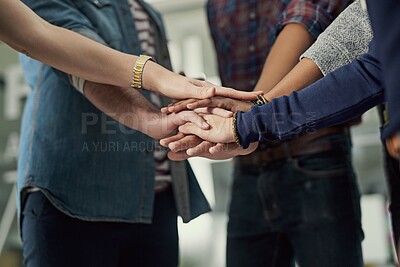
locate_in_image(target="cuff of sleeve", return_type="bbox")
[72,28,107,46]
[381,121,400,142]
[278,1,333,39]
[69,75,86,94]
[236,104,277,148]
[300,36,351,76]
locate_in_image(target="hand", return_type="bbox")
[177,114,235,144]
[160,133,258,161]
[144,63,262,101]
[161,96,253,114]
[386,132,400,158]
[144,107,233,140]
[143,110,210,140]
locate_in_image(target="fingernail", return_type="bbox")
[202,122,209,128]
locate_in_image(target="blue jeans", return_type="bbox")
[22,188,178,267]
[227,132,364,267]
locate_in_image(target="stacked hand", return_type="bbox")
[386,132,400,158]
[159,95,259,160]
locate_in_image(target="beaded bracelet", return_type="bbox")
[232,112,242,148]
[252,94,269,105]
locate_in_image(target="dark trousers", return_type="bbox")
[383,146,400,255]
[227,133,364,267]
[378,104,400,257]
[22,189,178,267]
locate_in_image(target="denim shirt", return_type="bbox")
[18,0,210,223]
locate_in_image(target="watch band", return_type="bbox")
[131,55,154,89]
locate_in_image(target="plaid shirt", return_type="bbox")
[206,0,352,91]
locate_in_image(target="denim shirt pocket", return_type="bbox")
[78,0,124,48]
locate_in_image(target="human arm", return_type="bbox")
[164,0,361,113]
[265,0,373,99]
[386,133,400,159]
[367,0,400,142]
[83,81,213,139]
[254,0,350,94]
[1,0,259,101]
[236,40,384,148]
[169,42,385,148]
[162,0,376,157]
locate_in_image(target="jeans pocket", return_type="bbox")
[292,152,350,177]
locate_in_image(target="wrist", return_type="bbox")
[141,60,169,93]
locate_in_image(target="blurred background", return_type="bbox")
[0,0,396,266]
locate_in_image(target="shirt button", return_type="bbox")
[249,45,255,52]
[249,12,256,19]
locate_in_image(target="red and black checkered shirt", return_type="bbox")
[206,0,351,91]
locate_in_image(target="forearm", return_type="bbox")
[1,1,136,88]
[367,0,400,140]
[264,58,323,100]
[0,0,175,92]
[83,81,162,137]
[264,1,372,101]
[254,23,314,93]
[237,45,385,148]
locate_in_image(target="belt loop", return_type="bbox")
[282,143,293,162]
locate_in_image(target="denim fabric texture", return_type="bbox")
[226,132,364,267]
[17,0,210,224]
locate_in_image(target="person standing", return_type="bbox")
[206,0,363,266]
[16,0,219,266]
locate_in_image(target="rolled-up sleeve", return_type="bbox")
[21,0,106,45]
[21,0,107,90]
[278,0,351,38]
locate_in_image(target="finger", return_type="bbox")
[210,142,239,154]
[160,132,185,147]
[215,87,262,101]
[209,143,226,154]
[193,107,233,118]
[168,150,190,161]
[160,106,169,113]
[169,135,203,153]
[168,99,198,113]
[177,111,209,130]
[178,123,203,136]
[187,99,213,110]
[187,141,214,156]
